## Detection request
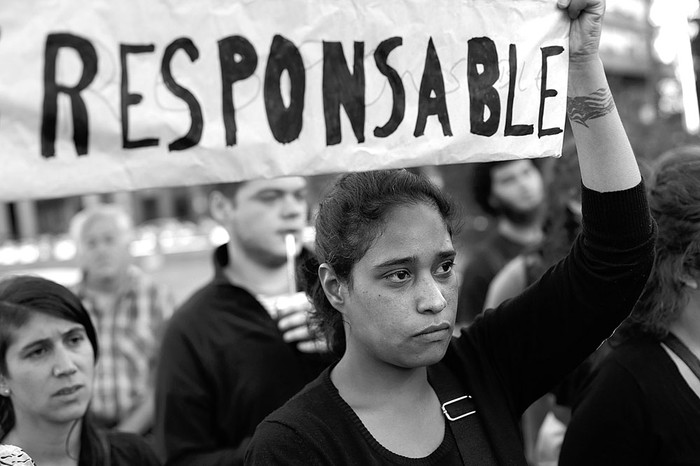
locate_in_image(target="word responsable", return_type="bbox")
[41,33,564,157]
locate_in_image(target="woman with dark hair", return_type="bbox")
[0,275,160,466]
[559,146,700,465]
[244,2,656,463]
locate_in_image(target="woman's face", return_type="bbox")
[341,202,458,369]
[0,312,94,426]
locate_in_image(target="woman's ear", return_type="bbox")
[0,378,10,397]
[319,263,346,312]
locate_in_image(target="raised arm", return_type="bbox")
[560,0,641,192]
[459,0,656,417]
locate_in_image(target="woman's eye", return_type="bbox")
[27,347,47,359]
[68,335,84,346]
[66,332,86,347]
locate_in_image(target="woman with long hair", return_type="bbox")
[0,275,160,465]
[560,146,700,465]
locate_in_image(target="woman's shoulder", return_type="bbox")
[106,432,161,466]
[247,368,353,463]
[588,337,673,390]
[263,367,337,426]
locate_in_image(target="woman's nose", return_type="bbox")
[417,276,447,314]
[52,347,78,377]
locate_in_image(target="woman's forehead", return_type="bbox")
[359,204,453,263]
[7,312,80,346]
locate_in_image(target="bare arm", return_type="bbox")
[560,0,642,192]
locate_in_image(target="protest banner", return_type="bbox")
[0,0,569,200]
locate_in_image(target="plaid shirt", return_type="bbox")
[75,266,174,427]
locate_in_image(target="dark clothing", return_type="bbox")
[246,182,656,465]
[559,337,700,466]
[154,245,330,466]
[247,367,467,465]
[106,431,161,465]
[457,231,527,324]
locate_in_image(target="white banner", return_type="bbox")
[0,0,569,200]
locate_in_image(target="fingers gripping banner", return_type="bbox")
[0,0,569,200]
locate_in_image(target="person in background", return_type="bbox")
[155,177,330,466]
[70,204,175,435]
[456,157,545,326]
[483,150,582,466]
[559,146,700,466]
[0,275,160,465]
[245,1,656,460]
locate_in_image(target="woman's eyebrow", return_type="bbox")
[19,337,51,353]
[373,256,416,269]
[18,325,84,352]
[373,249,455,269]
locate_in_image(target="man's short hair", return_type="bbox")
[207,181,248,205]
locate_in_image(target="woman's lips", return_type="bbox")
[414,322,451,337]
[53,385,82,396]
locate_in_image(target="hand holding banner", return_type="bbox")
[0,0,569,200]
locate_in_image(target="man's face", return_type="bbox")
[78,215,132,281]
[489,160,544,220]
[225,177,309,267]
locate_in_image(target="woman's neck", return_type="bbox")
[331,349,446,458]
[3,419,81,466]
[331,350,431,410]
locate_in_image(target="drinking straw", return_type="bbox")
[285,233,296,295]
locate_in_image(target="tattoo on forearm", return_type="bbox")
[567,88,615,128]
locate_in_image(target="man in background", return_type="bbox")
[71,203,175,435]
[154,176,329,466]
[457,159,545,326]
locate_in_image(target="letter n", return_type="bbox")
[322,41,365,145]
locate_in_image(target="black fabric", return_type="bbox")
[154,245,331,466]
[560,337,700,465]
[246,367,464,465]
[246,182,656,465]
[104,431,160,466]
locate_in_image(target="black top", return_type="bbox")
[106,431,161,466]
[154,245,331,466]
[248,367,465,465]
[246,182,656,465]
[0,432,160,466]
[559,336,700,466]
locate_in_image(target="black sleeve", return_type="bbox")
[108,432,163,466]
[463,181,656,414]
[154,316,245,466]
